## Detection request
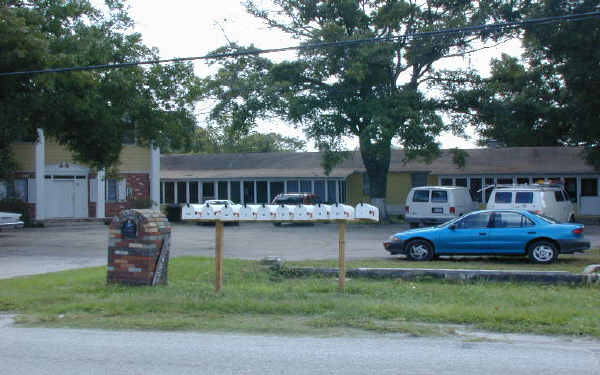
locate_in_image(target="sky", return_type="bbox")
[123,0,522,151]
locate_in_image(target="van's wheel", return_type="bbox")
[405,239,434,261]
[409,222,419,228]
[527,240,558,264]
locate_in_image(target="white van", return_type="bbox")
[405,186,478,227]
[486,184,575,223]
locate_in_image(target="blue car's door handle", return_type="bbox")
[528,232,536,234]
[479,232,487,236]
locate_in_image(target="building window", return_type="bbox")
[202,182,214,201]
[189,182,199,203]
[218,181,228,200]
[0,179,28,201]
[469,178,482,202]
[497,178,513,185]
[270,181,284,202]
[564,178,577,202]
[300,180,312,193]
[177,182,187,203]
[339,180,347,203]
[230,181,241,203]
[441,178,453,186]
[164,182,175,203]
[411,173,428,188]
[327,180,337,203]
[256,181,268,203]
[455,178,467,187]
[314,180,325,203]
[244,181,255,203]
[287,180,299,193]
[107,179,118,202]
[516,177,530,185]
[581,178,598,197]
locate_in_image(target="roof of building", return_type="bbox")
[160,147,596,179]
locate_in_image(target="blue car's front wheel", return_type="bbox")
[405,239,434,261]
[527,240,558,264]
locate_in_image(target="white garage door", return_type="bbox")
[44,177,88,218]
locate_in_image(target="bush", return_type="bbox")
[0,198,32,225]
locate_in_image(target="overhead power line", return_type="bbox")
[1,11,599,77]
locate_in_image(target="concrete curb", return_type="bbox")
[277,266,600,285]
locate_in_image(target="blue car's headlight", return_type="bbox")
[388,234,402,242]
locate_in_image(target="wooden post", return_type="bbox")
[338,220,346,292]
[215,221,224,292]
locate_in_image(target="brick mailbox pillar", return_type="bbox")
[107,209,171,286]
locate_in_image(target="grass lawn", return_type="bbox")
[290,249,600,274]
[1,255,599,337]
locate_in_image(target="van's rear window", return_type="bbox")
[515,192,533,203]
[431,190,448,203]
[412,190,429,202]
[495,192,512,203]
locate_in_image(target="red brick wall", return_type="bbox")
[106,173,151,218]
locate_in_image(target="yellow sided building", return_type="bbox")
[4,129,160,220]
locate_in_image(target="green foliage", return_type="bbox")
[201,1,520,200]
[0,0,200,172]
[443,0,600,167]
[170,126,306,154]
[450,147,469,169]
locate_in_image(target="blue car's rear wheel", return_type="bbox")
[527,240,558,263]
[405,239,434,261]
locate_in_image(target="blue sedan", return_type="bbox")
[383,210,590,263]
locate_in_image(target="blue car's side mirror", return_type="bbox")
[449,224,456,230]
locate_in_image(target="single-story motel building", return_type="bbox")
[4,136,600,220]
[161,147,600,217]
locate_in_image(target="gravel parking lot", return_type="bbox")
[1,221,600,279]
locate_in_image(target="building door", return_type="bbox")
[44,177,88,218]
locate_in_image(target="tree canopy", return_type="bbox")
[443,0,600,167]
[175,126,306,154]
[199,0,521,211]
[0,0,200,178]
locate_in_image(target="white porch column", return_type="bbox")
[240,180,244,204]
[150,146,160,208]
[35,128,46,221]
[96,169,106,218]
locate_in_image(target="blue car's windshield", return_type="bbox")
[436,216,463,227]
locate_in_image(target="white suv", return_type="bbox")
[486,184,575,223]
[405,186,478,227]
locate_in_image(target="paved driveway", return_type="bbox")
[2,222,600,279]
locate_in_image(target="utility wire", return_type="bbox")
[1,11,599,77]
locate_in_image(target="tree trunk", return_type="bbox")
[359,136,392,222]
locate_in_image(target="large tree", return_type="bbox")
[173,126,306,154]
[200,0,519,214]
[443,0,600,167]
[0,0,200,178]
